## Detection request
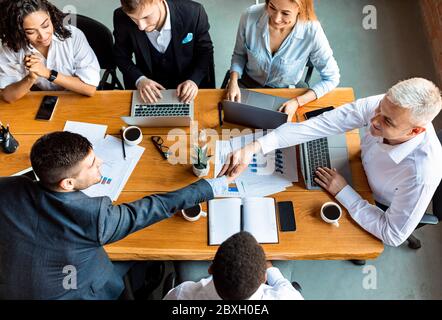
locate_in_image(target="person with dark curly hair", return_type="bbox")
[0,0,100,103]
[164,231,303,300]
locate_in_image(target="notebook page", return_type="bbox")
[208,198,242,245]
[242,197,278,243]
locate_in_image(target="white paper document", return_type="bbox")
[81,135,144,201]
[63,121,107,145]
[214,133,298,197]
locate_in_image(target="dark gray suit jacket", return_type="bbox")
[0,176,213,299]
[113,0,215,89]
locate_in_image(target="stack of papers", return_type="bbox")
[214,132,298,198]
[63,121,144,201]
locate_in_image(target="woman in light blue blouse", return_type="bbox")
[226,0,340,121]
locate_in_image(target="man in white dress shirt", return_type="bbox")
[164,232,303,300]
[219,78,442,248]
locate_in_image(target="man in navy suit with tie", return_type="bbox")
[113,0,215,104]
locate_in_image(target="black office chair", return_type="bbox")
[162,271,177,298]
[406,129,442,249]
[68,14,124,90]
[200,56,216,89]
[220,59,314,89]
[120,262,166,300]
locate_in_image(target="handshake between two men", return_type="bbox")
[217,140,349,197]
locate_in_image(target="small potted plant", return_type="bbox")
[192,144,211,177]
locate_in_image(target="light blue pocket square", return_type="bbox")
[182,33,193,44]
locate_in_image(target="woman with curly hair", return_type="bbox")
[0,0,100,103]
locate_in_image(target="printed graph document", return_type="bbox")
[208,197,278,245]
[63,121,107,146]
[81,135,144,201]
[214,133,298,197]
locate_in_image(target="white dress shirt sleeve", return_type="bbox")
[336,180,438,247]
[309,23,340,99]
[258,95,382,154]
[266,267,304,300]
[71,28,101,87]
[230,11,248,78]
[0,46,26,89]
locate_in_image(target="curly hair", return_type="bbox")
[0,0,72,52]
[212,232,267,300]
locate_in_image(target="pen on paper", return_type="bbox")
[120,128,127,160]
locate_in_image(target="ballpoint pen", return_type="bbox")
[120,128,127,160]
[218,102,223,127]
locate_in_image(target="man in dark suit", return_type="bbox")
[0,131,232,299]
[113,0,214,103]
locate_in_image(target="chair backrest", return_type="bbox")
[198,56,216,89]
[304,59,314,86]
[68,14,115,70]
[433,129,442,221]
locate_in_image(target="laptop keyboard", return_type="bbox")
[307,138,331,187]
[134,104,190,117]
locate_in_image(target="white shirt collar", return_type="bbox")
[163,1,172,31]
[152,0,171,33]
[204,277,264,300]
[377,127,428,164]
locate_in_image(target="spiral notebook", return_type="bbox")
[208,197,279,245]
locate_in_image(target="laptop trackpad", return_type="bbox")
[329,147,353,186]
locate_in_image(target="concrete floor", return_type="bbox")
[50,0,442,299]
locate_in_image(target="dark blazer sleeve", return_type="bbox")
[113,8,144,88]
[188,4,214,86]
[96,179,214,245]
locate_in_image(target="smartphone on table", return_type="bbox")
[35,95,58,121]
[303,106,334,120]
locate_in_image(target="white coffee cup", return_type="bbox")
[181,204,207,222]
[123,126,143,146]
[320,202,342,227]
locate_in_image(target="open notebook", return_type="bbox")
[208,197,279,245]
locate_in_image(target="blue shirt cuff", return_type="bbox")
[230,62,245,78]
[205,176,229,198]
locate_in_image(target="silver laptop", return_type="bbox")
[121,90,194,127]
[222,89,289,129]
[300,134,353,190]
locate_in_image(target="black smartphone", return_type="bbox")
[35,95,58,120]
[277,201,296,232]
[304,106,334,120]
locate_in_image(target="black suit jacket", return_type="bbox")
[113,0,215,89]
[0,177,213,299]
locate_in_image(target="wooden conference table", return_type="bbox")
[0,88,384,261]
